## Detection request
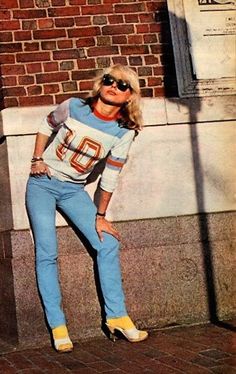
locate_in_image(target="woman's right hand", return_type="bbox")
[30,161,51,177]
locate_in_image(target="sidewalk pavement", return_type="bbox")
[0,320,235,374]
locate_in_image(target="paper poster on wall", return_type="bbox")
[183,0,236,79]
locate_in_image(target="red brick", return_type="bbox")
[24,42,40,52]
[38,19,54,29]
[0,0,18,9]
[139,13,154,23]
[120,45,149,55]
[57,40,73,49]
[18,75,34,85]
[150,23,162,33]
[43,62,58,72]
[102,25,134,35]
[13,9,46,19]
[2,86,26,97]
[153,66,165,75]
[3,97,18,107]
[146,1,167,12]
[143,34,158,44]
[97,36,111,46]
[0,43,22,53]
[26,63,42,74]
[22,20,37,30]
[76,37,95,47]
[112,35,127,44]
[1,64,25,75]
[52,0,66,5]
[0,32,13,42]
[148,77,162,86]
[2,76,17,86]
[35,0,50,7]
[103,0,120,3]
[145,55,159,65]
[19,95,53,106]
[60,61,74,70]
[44,84,60,94]
[114,3,145,13]
[0,55,15,63]
[55,17,74,28]
[112,56,127,65]
[33,29,66,39]
[48,7,80,17]
[141,87,153,97]
[124,14,139,23]
[19,0,34,8]
[16,52,50,62]
[62,81,77,92]
[75,16,91,26]
[87,46,118,57]
[69,0,86,4]
[14,31,31,41]
[72,69,98,80]
[107,15,124,24]
[128,35,143,44]
[0,20,20,31]
[41,41,57,50]
[27,85,42,95]
[97,57,111,68]
[68,26,100,38]
[77,58,96,69]
[93,15,107,25]
[53,49,82,60]
[82,5,113,15]
[128,56,143,66]
[136,24,149,33]
[0,10,10,19]
[36,71,69,83]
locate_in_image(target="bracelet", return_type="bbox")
[96,211,106,217]
[31,157,44,163]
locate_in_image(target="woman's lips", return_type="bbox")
[107,90,117,96]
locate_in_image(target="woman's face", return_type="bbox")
[99,73,132,106]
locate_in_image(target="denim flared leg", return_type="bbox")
[26,176,66,328]
[57,183,127,318]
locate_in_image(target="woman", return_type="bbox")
[26,64,148,353]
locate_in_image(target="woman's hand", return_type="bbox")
[30,161,51,177]
[96,216,121,242]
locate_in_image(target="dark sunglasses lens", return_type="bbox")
[102,75,114,86]
[117,81,130,92]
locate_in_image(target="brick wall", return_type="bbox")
[0,0,177,109]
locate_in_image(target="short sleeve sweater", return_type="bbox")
[38,97,135,192]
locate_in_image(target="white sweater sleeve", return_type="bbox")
[100,129,135,193]
[38,99,71,136]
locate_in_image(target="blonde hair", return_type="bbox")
[91,64,143,131]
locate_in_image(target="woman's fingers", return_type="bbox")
[96,218,121,241]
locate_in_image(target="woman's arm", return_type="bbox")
[95,188,120,242]
[30,132,51,177]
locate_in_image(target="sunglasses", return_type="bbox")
[102,74,131,92]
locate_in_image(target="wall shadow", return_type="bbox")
[161,8,235,332]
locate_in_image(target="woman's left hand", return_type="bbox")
[96,216,121,242]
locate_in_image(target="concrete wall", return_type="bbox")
[0,95,236,346]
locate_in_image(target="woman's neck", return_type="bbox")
[94,98,120,119]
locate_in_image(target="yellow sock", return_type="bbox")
[52,325,69,340]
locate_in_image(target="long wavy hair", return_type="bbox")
[85,64,143,131]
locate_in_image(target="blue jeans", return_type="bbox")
[26,175,127,328]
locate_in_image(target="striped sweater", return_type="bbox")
[38,97,135,192]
